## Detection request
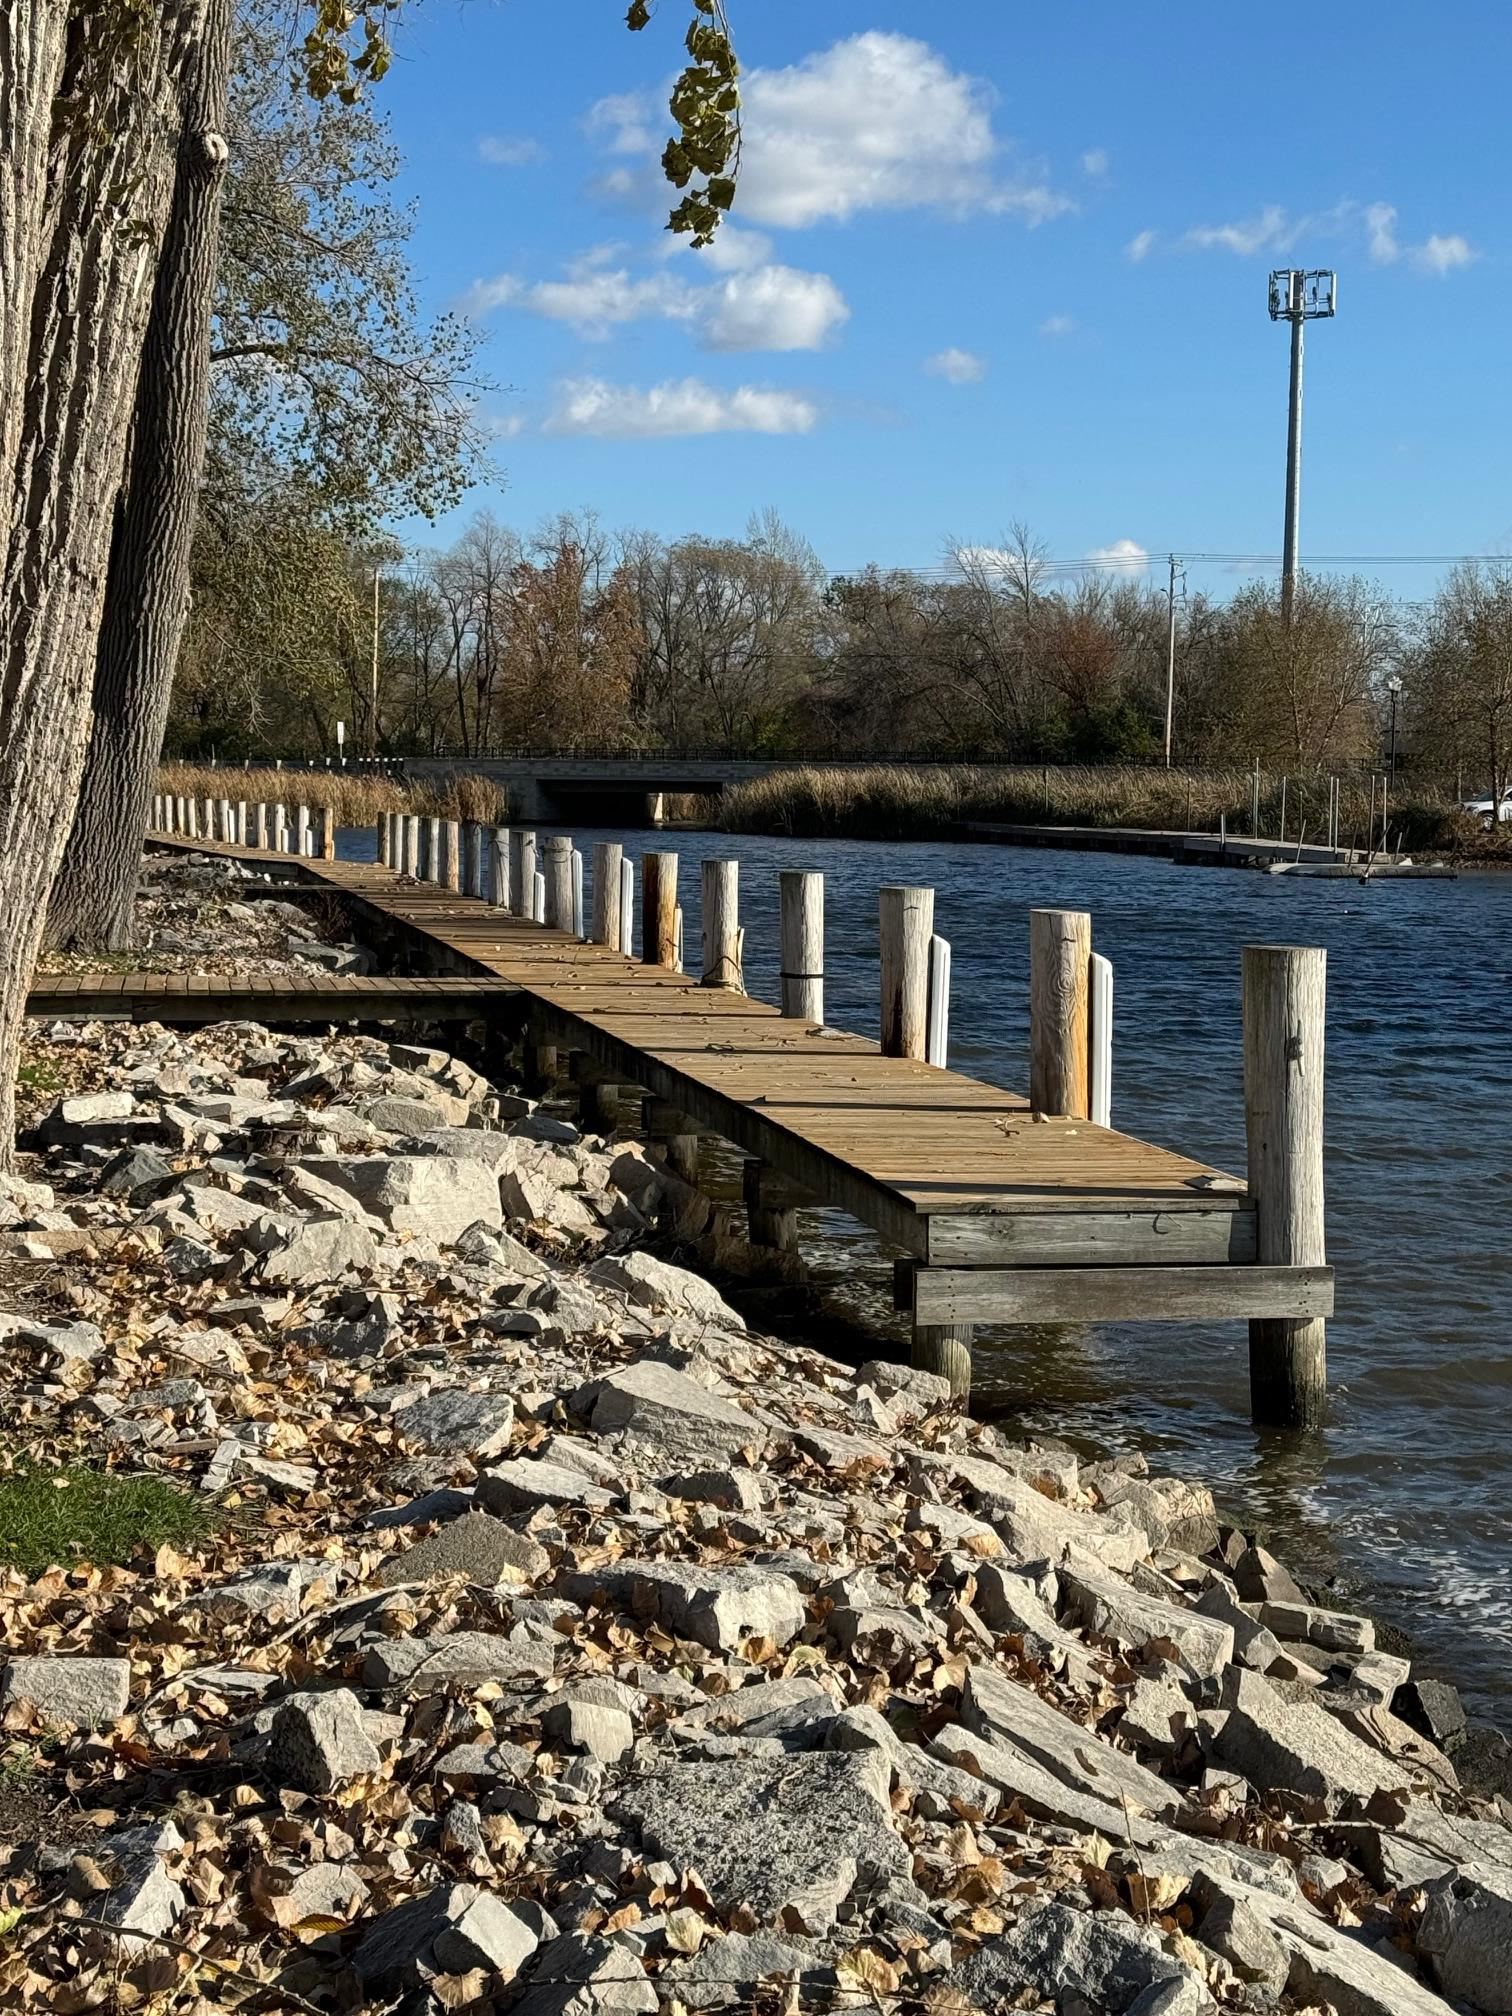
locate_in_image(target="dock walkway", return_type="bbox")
[93,830,1332,1354]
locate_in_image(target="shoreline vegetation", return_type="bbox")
[159,758,1511,864]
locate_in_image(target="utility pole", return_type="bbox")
[370,565,381,758]
[1268,269,1336,624]
[1163,553,1178,767]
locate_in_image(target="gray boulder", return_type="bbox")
[612,1750,905,1931]
[1,1655,130,1728]
[565,1557,805,1654]
[1210,1668,1409,1807]
[268,1688,382,1792]
[257,1213,376,1285]
[391,1387,515,1460]
[957,1902,1191,2013]
[586,1250,745,1327]
[374,1513,549,1588]
[354,1881,541,1990]
[1420,1864,1512,2013]
[97,1819,186,1943]
[303,1154,503,1242]
[588,1359,766,1466]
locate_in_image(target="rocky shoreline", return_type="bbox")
[2,854,1510,2015]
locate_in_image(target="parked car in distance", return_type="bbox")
[1462,785,1512,826]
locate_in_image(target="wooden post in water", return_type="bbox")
[423,816,440,882]
[879,886,934,1059]
[779,870,824,1021]
[443,820,462,891]
[295,804,311,858]
[510,831,536,917]
[317,806,336,860]
[402,814,419,875]
[743,1160,801,1254]
[216,797,230,841]
[532,870,546,923]
[491,827,511,910]
[235,800,248,845]
[619,858,635,956]
[271,801,286,851]
[572,848,585,937]
[592,842,624,947]
[543,835,575,929]
[642,852,679,967]
[1243,944,1328,1429]
[1029,908,1092,1118]
[700,860,742,990]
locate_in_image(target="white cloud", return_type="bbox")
[543,377,819,439]
[703,265,849,351]
[463,246,846,351]
[1126,229,1156,262]
[1081,148,1109,178]
[589,33,1071,230]
[1182,204,1295,256]
[1086,538,1149,573]
[479,134,544,167]
[1415,232,1476,275]
[667,222,776,274]
[1038,313,1075,338]
[1365,204,1476,273]
[924,346,986,384]
[1166,198,1475,275]
[490,412,527,440]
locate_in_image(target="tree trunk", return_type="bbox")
[47,0,232,952]
[0,3,201,1166]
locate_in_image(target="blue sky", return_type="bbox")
[380,1,1505,596]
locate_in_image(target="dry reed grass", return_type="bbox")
[158,763,507,826]
[716,761,1476,855]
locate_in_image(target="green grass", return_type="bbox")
[0,1463,213,1577]
[16,1059,64,1095]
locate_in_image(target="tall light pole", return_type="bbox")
[1268,268,1337,624]
[370,565,381,759]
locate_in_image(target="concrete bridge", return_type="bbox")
[403,753,790,824]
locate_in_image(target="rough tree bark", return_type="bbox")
[0,3,203,1166]
[47,0,232,952]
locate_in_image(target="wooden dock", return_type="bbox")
[113,828,1331,1405]
[27,973,516,1024]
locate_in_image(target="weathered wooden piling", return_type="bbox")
[644,1095,699,1183]
[879,885,934,1059]
[403,815,420,876]
[1029,908,1092,1119]
[701,860,742,990]
[1243,944,1328,1429]
[444,820,462,891]
[316,806,335,861]
[642,852,679,968]
[619,858,635,957]
[592,842,624,948]
[543,835,575,930]
[510,831,536,918]
[235,801,248,846]
[491,827,511,910]
[743,1160,801,1254]
[424,816,441,883]
[778,871,824,1021]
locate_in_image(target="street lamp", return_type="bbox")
[1268,269,1337,624]
[1387,674,1403,778]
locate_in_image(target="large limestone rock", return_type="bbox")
[353,1881,541,1991]
[1,1655,130,1728]
[586,1251,745,1328]
[1420,1863,1512,2013]
[611,1751,906,1931]
[302,1154,503,1243]
[268,1688,382,1792]
[587,1359,766,1465]
[956,1901,1192,2015]
[1210,1669,1409,1807]
[564,1557,805,1653]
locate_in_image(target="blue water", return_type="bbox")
[341,824,1512,1712]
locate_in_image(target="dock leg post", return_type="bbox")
[700,859,743,990]
[779,871,824,1022]
[643,1096,698,1183]
[570,1053,618,1134]
[742,1160,800,1254]
[525,1035,558,1089]
[642,852,679,968]
[879,886,934,1058]
[592,842,624,948]
[912,1322,973,1399]
[1029,908,1092,1117]
[1243,943,1328,1429]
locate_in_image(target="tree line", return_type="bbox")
[169,507,1512,804]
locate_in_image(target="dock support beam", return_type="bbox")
[912,1324,974,1400]
[1244,944,1328,1429]
[644,1095,698,1183]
